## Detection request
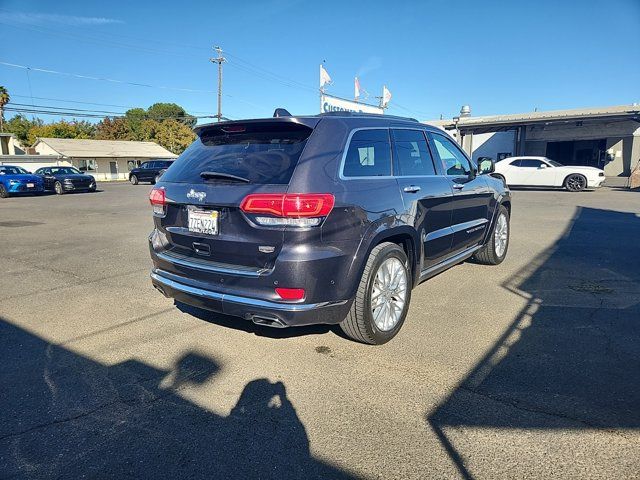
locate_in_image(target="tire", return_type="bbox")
[0,184,8,198]
[473,205,510,265]
[339,242,412,345]
[564,174,587,192]
[89,182,97,192]
[54,181,64,195]
[130,175,139,185]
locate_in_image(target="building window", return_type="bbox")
[79,159,97,172]
[127,160,141,171]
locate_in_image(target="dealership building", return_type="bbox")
[429,104,640,181]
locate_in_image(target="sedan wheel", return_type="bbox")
[565,174,587,192]
[0,184,8,198]
[54,181,64,195]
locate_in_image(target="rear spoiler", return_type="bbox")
[194,116,321,136]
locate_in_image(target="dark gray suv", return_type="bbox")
[149,112,511,344]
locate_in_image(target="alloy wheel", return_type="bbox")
[370,257,408,332]
[566,175,586,191]
[494,213,508,258]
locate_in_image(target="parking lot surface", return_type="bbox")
[1,184,639,479]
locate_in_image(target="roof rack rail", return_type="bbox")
[319,111,419,122]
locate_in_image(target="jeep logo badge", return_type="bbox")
[186,189,206,202]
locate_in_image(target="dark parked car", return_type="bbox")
[148,112,511,344]
[34,166,97,194]
[129,160,174,185]
[0,165,44,197]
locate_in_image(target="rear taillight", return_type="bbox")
[149,187,166,216]
[240,193,334,227]
[275,287,305,301]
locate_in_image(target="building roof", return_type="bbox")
[427,104,640,130]
[33,138,177,158]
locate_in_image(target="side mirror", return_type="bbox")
[477,157,495,175]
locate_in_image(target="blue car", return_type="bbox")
[0,165,45,198]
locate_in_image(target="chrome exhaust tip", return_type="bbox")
[251,315,287,328]
[154,284,168,297]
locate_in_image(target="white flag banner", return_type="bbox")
[354,77,361,100]
[382,85,392,108]
[319,64,332,89]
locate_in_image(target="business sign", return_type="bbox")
[320,94,383,115]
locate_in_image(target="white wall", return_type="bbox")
[469,131,516,162]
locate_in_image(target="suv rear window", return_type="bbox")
[161,122,312,184]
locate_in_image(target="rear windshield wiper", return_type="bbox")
[199,171,251,183]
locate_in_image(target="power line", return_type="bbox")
[5,104,219,120]
[0,60,216,94]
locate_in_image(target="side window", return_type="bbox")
[430,133,472,176]
[519,159,544,168]
[509,159,522,167]
[391,129,436,176]
[140,162,149,169]
[343,129,392,177]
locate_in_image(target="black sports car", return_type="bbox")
[34,166,97,194]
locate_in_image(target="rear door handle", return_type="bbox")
[403,185,421,193]
[452,183,465,190]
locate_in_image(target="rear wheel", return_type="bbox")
[130,175,138,185]
[340,242,411,345]
[0,184,8,198]
[565,174,587,192]
[474,205,509,265]
[54,181,64,195]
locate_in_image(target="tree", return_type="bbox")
[27,119,96,145]
[146,103,196,127]
[95,117,134,141]
[2,114,43,144]
[141,119,195,154]
[0,86,10,132]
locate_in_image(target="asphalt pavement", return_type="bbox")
[1,183,638,479]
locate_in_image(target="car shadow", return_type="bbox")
[175,301,348,340]
[0,318,356,479]
[426,206,640,479]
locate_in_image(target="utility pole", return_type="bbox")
[210,46,226,122]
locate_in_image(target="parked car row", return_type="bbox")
[0,165,97,198]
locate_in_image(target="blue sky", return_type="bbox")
[1,0,639,123]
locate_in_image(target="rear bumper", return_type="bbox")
[151,268,351,327]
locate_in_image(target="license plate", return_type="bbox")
[27,183,34,188]
[187,207,218,235]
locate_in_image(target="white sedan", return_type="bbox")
[493,156,606,191]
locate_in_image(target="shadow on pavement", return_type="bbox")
[0,319,355,479]
[427,207,640,479]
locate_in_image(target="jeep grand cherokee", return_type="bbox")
[148,112,511,344]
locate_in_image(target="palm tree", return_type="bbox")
[0,86,9,132]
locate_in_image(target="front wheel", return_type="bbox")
[0,184,8,198]
[130,175,139,185]
[339,242,411,345]
[473,205,510,265]
[565,174,587,192]
[54,181,64,195]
